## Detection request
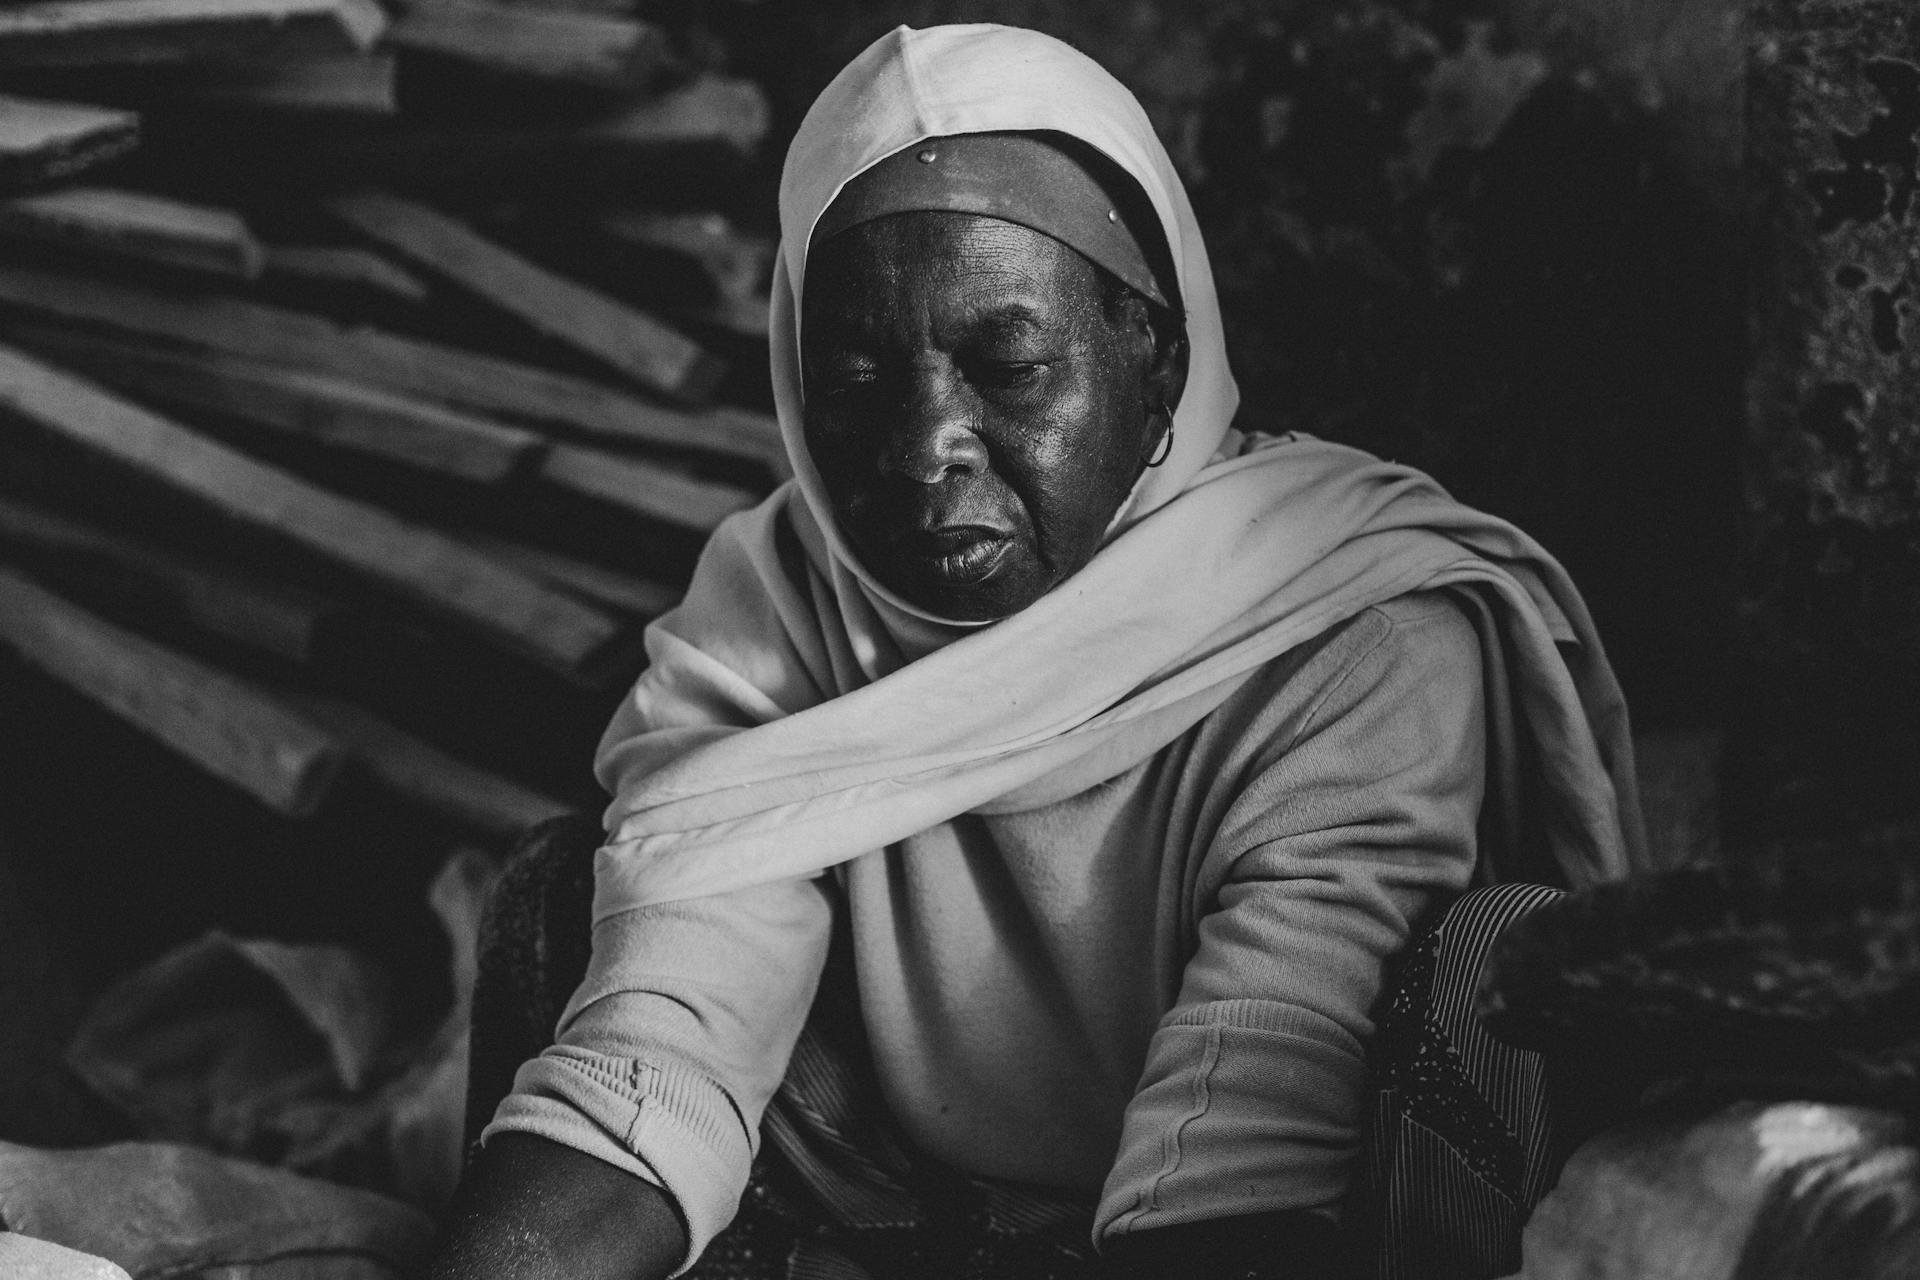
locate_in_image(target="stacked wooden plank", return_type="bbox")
[0,94,138,188]
[0,0,387,71]
[387,0,675,94]
[0,0,783,843]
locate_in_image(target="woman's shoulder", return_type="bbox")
[1248,587,1478,702]
[1192,588,1482,768]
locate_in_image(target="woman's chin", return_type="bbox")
[882,551,1046,622]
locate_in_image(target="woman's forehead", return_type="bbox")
[802,212,1103,334]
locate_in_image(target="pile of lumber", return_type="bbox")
[0,0,786,844]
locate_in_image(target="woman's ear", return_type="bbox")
[1136,300,1188,430]
[1113,290,1187,462]
[1147,321,1189,421]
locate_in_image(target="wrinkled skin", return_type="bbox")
[801,211,1186,621]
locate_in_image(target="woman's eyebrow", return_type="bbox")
[970,305,1047,341]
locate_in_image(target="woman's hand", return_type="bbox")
[427,1132,688,1280]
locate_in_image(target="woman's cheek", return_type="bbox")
[1034,419,1123,525]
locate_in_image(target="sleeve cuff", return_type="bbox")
[483,1046,754,1276]
[1095,1000,1367,1243]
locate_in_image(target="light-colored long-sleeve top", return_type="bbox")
[487,588,1485,1269]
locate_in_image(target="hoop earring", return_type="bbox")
[1143,420,1174,468]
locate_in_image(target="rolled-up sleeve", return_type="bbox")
[1096,595,1486,1240]
[485,875,834,1274]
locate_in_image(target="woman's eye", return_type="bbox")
[817,369,879,399]
[972,361,1046,389]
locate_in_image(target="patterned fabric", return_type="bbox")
[468,820,1567,1280]
[1353,882,1568,1280]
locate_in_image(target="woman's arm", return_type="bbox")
[1097,592,1487,1266]
[435,874,836,1277]
[429,1133,687,1280]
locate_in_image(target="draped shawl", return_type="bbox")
[591,23,1647,921]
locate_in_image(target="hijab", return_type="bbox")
[590,23,1647,919]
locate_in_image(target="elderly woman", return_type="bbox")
[432,23,1644,1280]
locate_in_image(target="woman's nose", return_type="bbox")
[880,373,988,484]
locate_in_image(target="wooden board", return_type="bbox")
[338,329,780,463]
[0,186,264,278]
[0,565,345,817]
[0,265,779,464]
[14,324,547,485]
[705,405,784,468]
[188,53,397,115]
[0,0,387,70]
[580,74,767,154]
[263,244,428,306]
[597,210,773,303]
[0,494,336,664]
[540,443,757,534]
[597,209,773,338]
[481,0,641,12]
[280,73,767,193]
[0,94,138,190]
[390,0,673,93]
[458,531,680,618]
[328,190,721,403]
[0,344,628,681]
[669,286,772,341]
[295,693,570,840]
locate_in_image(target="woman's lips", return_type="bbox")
[904,527,1013,584]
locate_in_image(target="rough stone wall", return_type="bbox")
[1740,0,1920,842]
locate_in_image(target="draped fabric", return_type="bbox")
[590,23,1647,922]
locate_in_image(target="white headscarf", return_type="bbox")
[591,24,1646,919]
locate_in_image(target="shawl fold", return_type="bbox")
[590,24,1646,922]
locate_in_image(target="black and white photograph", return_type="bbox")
[0,2,1913,1278]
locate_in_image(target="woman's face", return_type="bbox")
[801,211,1178,621]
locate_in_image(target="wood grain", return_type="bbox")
[0,265,772,462]
[0,494,336,664]
[540,443,757,533]
[0,186,264,277]
[0,94,139,190]
[390,0,673,93]
[0,0,386,69]
[458,531,679,619]
[262,244,428,305]
[328,190,721,401]
[295,693,570,839]
[0,343,627,679]
[15,324,547,485]
[188,53,397,116]
[0,565,345,817]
